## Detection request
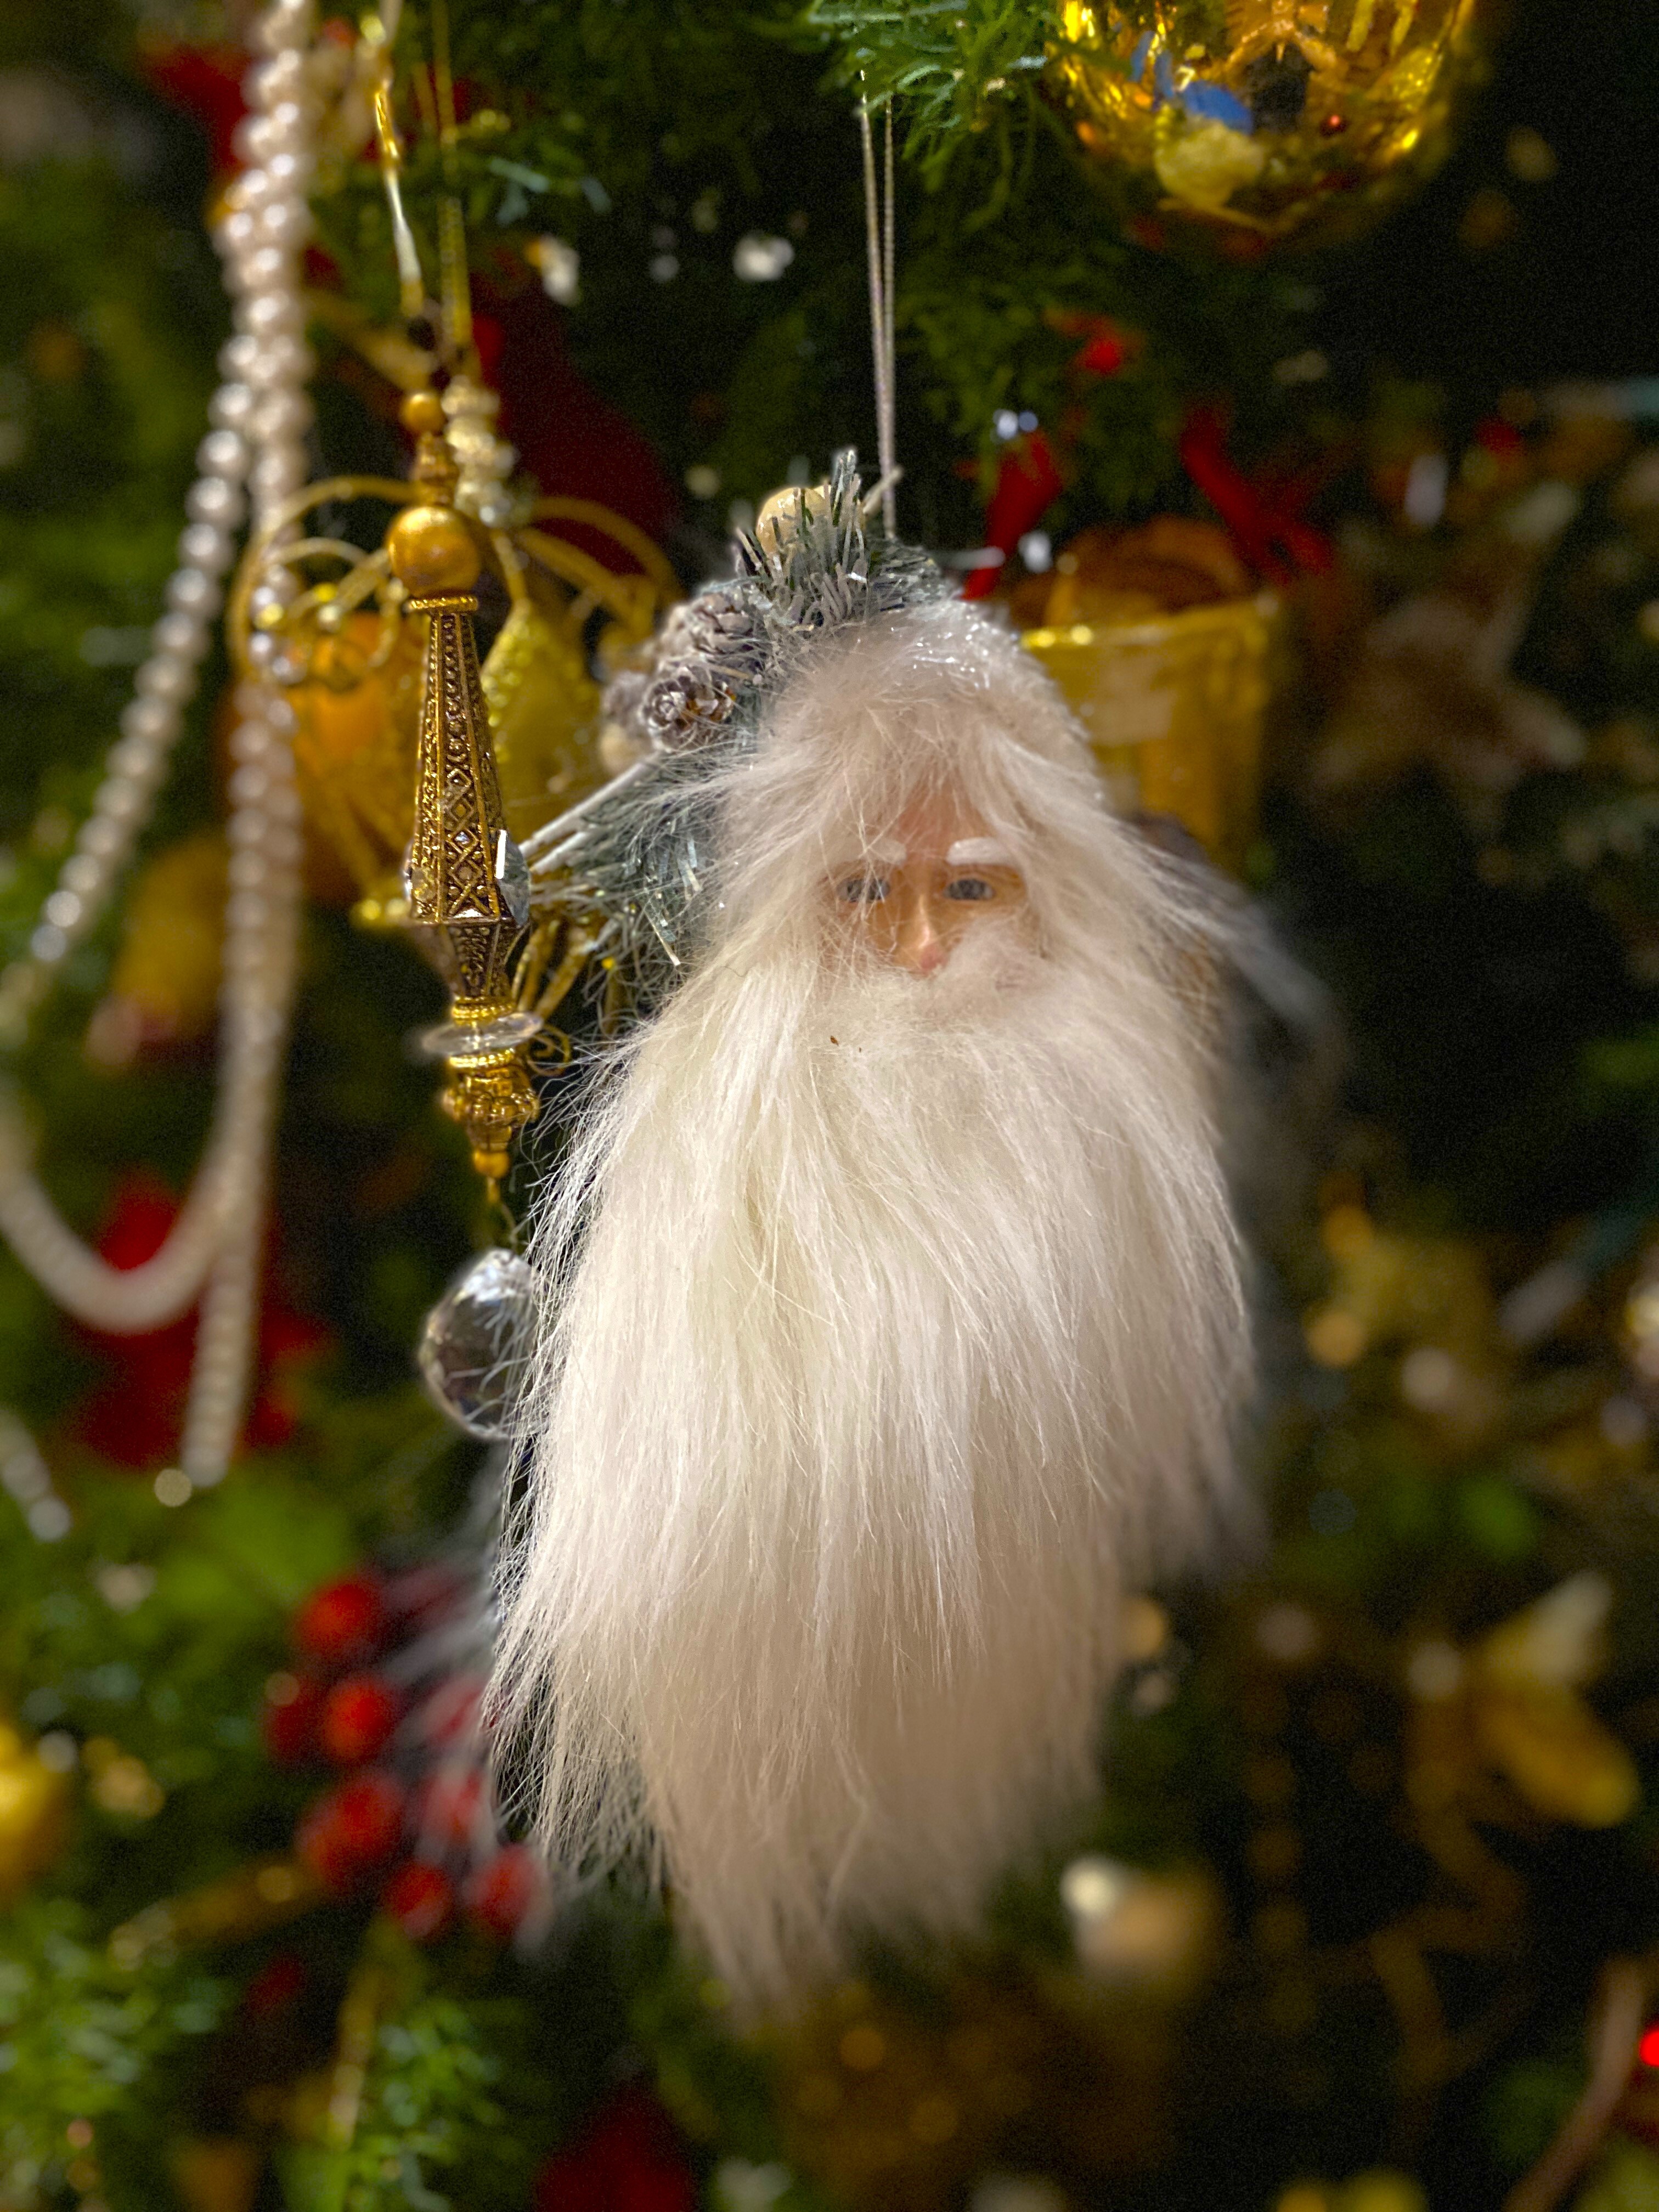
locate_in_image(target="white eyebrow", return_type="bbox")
[865,837,906,865]
[946,836,1014,866]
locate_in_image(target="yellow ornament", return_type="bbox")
[1023,591,1279,872]
[385,501,482,601]
[1470,1684,1639,1830]
[1470,1575,1640,1830]
[0,1722,72,1901]
[1052,0,1488,249]
[287,608,424,921]
[1403,1576,1642,1833]
[85,831,227,1064]
[481,594,605,844]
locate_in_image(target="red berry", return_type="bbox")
[462,1844,546,1943]
[294,1573,388,1667]
[415,1762,487,1853]
[296,1771,406,1894]
[318,1674,403,1766]
[261,1672,326,1765]
[381,1859,454,1944]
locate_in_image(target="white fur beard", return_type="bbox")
[494,903,1246,2010]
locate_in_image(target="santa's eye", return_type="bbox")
[839,875,890,904]
[945,875,995,902]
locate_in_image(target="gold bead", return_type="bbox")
[754,481,829,557]
[399,389,447,436]
[387,504,481,598]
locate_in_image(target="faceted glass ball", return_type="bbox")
[417,1249,538,1442]
[1052,0,1488,250]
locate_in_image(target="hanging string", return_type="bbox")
[859,99,898,537]
[883,105,895,527]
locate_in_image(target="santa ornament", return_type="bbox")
[491,458,1251,2010]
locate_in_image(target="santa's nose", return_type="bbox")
[891,887,949,977]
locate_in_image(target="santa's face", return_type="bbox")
[827,793,1030,978]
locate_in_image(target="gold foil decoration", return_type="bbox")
[228,476,670,933]
[1023,592,1280,872]
[482,588,604,843]
[289,608,425,923]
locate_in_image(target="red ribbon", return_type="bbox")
[963,428,1067,600]
[962,317,1143,597]
[1177,404,1331,585]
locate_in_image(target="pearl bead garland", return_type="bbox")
[0,0,328,1496]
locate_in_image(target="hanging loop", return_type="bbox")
[858,98,898,536]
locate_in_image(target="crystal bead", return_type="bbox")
[417,1250,539,1441]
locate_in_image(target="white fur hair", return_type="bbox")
[491,597,1250,2010]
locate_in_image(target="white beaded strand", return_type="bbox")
[0,0,325,1494]
[176,684,306,1489]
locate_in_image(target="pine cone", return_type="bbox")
[618,584,771,752]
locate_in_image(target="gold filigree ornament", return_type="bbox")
[225,438,674,925]
[225,389,677,1198]
[219,0,677,1209]
[1051,0,1491,249]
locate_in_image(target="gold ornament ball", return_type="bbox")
[755,481,831,557]
[399,389,448,438]
[387,505,481,600]
[1051,0,1489,250]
